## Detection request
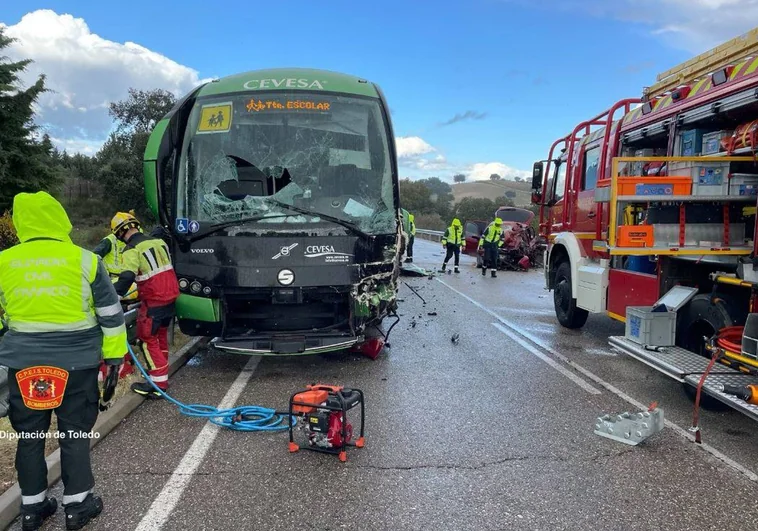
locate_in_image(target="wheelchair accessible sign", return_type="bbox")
[176,219,200,234]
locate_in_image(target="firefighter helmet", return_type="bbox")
[111,210,141,236]
[494,217,503,225]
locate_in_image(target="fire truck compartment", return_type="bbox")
[609,336,758,422]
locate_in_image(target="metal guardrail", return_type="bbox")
[415,229,444,242]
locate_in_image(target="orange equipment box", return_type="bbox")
[618,225,654,247]
[616,176,692,196]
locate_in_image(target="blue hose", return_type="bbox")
[125,342,296,432]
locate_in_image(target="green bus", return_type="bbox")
[143,68,402,355]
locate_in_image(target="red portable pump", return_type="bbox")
[288,384,365,462]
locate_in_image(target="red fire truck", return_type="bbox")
[531,27,758,420]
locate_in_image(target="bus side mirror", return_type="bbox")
[531,161,544,204]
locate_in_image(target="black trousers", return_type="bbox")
[444,244,460,266]
[483,243,499,269]
[407,236,414,258]
[8,368,99,500]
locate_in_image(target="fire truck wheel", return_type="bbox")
[553,261,588,329]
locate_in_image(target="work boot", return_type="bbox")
[440,263,446,272]
[481,267,486,276]
[491,270,497,278]
[454,267,460,274]
[21,497,57,531]
[404,257,413,263]
[131,381,164,399]
[64,494,103,530]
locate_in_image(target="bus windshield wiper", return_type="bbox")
[267,199,374,240]
[188,214,292,241]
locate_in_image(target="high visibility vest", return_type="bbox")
[442,224,463,246]
[102,233,126,276]
[0,241,126,362]
[482,224,504,245]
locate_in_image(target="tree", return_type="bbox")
[0,29,60,211]
[489,173,502,181]
[399,178,435,214]
[504,190,516,199]
[494,195,515,207]
[97,88,177,219]
[514,176,523,182]
[453,173,466,183]
[417,177,454,218]
[453,197,498,223]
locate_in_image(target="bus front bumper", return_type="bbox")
[210,332,363,356]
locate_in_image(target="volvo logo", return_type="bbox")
[277,269,295,286]
[272,243,298,260]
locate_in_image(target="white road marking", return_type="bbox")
[438,278,758,483]
[492,323,601,394]
[135,356,261,530]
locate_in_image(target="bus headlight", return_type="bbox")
[178,278,189,290]
[202,286,212,296]
[190,281,202,294]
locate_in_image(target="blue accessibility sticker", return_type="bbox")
[189,220,200,233]
[176,218,189,233]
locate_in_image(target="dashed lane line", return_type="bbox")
[437,278,758,483]
[135,356,261,530]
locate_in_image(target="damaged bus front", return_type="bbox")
[143,68,402,355]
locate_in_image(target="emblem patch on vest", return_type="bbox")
[15,366,70,410]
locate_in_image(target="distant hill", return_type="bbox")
[452,179,532,206]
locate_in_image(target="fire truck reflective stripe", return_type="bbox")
[136,264,174,282]
[96,302,122,317]
[10,318,98,333]
[745,57,758,76]
[689,78,712,98]
[730,59,749,80]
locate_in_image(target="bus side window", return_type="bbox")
[581,147,600,191]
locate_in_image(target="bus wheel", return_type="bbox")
[553,261,588,329]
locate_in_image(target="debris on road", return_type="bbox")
[594,407,664,446]
[401,264,431,277]
[451,333,460,344]
[403,281,427,304]
[427,312,438,316]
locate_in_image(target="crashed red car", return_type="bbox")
[476,207,542,270]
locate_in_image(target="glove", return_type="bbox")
[99,364,121,411]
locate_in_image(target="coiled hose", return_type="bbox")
[125,342,295,432]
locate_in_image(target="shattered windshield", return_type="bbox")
[176,91,397,235]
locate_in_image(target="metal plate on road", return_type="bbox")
[609,336,758,422]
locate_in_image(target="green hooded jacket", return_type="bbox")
[0,192,127,370]
[442,218,463,246]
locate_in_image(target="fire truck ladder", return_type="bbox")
[644,26,758,99]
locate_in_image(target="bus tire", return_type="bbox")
[553,260,588,329]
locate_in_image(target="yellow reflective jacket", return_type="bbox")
[442,218,463,246]
[479,221,504,248]
[0,192,127,370]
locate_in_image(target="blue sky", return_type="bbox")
[1,1,755,181]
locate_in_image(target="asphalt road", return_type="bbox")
[10,239,758,530]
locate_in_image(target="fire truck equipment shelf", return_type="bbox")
[610,337,758,422]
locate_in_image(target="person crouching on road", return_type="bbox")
[479,217,504,278]
[441,218,463,273]
[0,192,127,530]
[110,212,179,398]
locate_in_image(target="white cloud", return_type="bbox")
[466,162,530,181]
[587,0,758,52]
[1,10,210,152]
[396,136,528,182]
[395,136,436,158]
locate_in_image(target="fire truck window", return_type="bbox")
[552,163,567,203]
[582,147,600,191]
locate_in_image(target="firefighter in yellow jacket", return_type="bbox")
[0,192,127,530]
[441,218,463,273]
[479,217,504,278]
